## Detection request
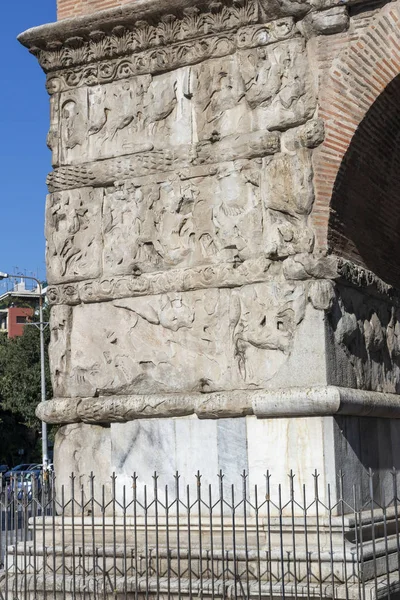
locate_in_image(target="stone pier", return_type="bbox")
[15,0,400,596]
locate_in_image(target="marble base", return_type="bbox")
[54,413,400,516]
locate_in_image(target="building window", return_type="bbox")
[16,316,27,324]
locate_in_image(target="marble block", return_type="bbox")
[54,413,400,517]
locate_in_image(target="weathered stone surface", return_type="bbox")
[46,188,103,284]
[51,411,400,517]
[54,422,112,506]
[45,156,320,286]
[49,305,72,398]
[17,4,400,598]
[102,166,264,275]
[263,149,314,215]
[57,71,190,166]
[48,41,313,168]
[38,386,400,424]
[51,282,308,398]
[20,0,400,431]
[298,7,349,38]
[46,258,279,305]
[330,285,400,393]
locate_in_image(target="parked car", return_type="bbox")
[4,464,35,482]
[16,470,42,500]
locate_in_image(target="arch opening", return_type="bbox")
[328,74,400,288]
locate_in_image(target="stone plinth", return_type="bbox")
[54,413,400,517]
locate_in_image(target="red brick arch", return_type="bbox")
[312,2,400,285]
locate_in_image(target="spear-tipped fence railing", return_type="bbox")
[0,469,400,599]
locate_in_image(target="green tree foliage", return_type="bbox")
[0,307,52,465]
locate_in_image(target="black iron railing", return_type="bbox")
[0,469,400,599]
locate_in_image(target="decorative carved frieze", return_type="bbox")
[46,255,400,307]
[46,258,278,305]
[45,149,319,287]
[48,281,309,399]
[18,0,356,84]
[31,1,260,75]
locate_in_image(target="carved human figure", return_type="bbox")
[239,39,315,130]
[103,181,162,275]
[61,99,86,151]
[103,181,142,274]
[154,181,195,266]
[212,169,262,261]
[231,283,306,385]
[193,57,248,141]
[49,306,72,397]
[46,188,102,283]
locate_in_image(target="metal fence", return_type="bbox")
[0,469,400,599]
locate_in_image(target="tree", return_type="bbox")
[0,307,52,464]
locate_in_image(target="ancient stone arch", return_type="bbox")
[313,1,400,288]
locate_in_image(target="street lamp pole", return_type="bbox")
[0,272,48,470]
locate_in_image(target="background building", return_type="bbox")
[0,280,46,338]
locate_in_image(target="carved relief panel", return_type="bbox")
[46,187,103,284]
[262,149,315,257]
[192,55,250,142]
[49,37,315,168]
[192,38,315,143]
[102,180,162,276]
[56,69,191,166]
[66,288,232,398]
[47,149,316,286]
[101,163,264,277]
[49,305,72,398]
[53,281,307,399]
[331,286,400,393]
[238,38,316,131]
[231,282,306,386]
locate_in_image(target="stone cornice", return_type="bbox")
[17,0,369,80]
[37,386,400,425]
[19,1,260,75]
[18,0,374,53]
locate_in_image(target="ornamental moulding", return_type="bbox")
[18,0,369,87]
[45,256,400,306]
[43,27,294,94]
[36,386,400,425]
[20,1,261,75]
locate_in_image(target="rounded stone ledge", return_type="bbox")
[37,386,400,425]
[253,386,400,418]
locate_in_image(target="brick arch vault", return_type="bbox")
[312,1,400,288]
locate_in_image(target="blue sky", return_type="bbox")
[0,1,56,291]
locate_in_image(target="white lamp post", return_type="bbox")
[0,272,48,470]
